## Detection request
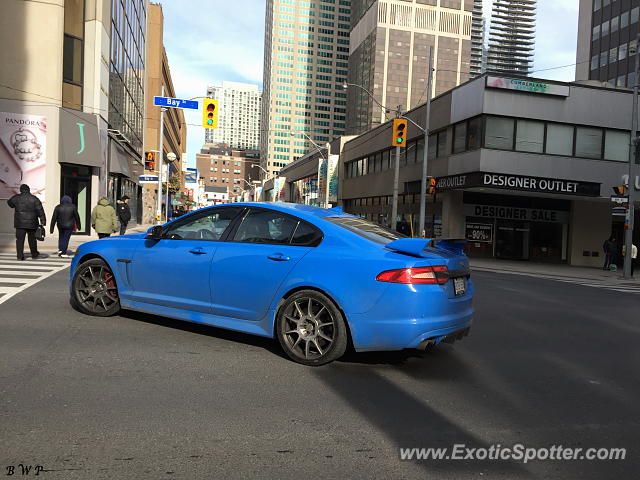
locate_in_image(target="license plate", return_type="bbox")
[453,277,466,296]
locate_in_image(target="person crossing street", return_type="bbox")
[7,184,46,260]
[50,195,81,257]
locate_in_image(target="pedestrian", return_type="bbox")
[602,235,616,270]
[7,184,46,260]
[622,243,638,276]
[50,195,81,257]
[116,195,131,235]
[91,197,118,239]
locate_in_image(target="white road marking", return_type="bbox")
[0,255,72,305]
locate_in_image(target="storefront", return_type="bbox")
[108,138,142,224]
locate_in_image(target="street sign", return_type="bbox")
[611,195,629,204]
[139,175,159,184]
[153,96,198,109]
[612,207,627,216]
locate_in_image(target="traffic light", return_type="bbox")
[145,151,155,171]
[392,118,408,147]
[427,176,437,195]
[612,185,628,195]
[202,99,219,129]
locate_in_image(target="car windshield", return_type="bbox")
[323,216,407,244]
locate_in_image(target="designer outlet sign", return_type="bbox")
[436,172,601,197]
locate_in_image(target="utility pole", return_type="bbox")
[418,47,434,238]
[624,33,640,279]
[391,105,403,231]
[155,85,165,225]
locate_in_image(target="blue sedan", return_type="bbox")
[70,203,473,365]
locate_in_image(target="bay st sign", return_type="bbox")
[436,172,601,197]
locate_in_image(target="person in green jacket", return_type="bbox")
[91,197,118,238]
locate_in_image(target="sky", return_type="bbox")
[158,0,580,168]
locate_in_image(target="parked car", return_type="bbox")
[69,203,474,365]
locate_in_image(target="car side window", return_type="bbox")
[164,207,242,241]
[291,220,323,246]
[233,209,299,244]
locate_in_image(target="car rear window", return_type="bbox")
[323,216,407,244]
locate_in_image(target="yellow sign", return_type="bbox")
[202,99,219,129]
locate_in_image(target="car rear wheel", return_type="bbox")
[71,258,121,317]
[276,290,347,366]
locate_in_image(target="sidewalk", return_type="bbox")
[0,224,153,254]
[470,258,640,286]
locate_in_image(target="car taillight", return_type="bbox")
[376,266,449,285]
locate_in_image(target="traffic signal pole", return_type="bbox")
[623,33,640,279]
[418,47,434,238]
[155,85,165,225]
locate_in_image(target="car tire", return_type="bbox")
[71,258,121,317]
[276,290,347,366]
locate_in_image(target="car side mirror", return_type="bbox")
[147,225,163,240]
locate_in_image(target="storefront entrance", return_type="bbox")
[60,164,92,235]
[495,221,530,260]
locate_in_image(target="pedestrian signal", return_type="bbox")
[427,177,437,195]
[612,185,627,195]
[145,151,155,171]
[202,99,219,129]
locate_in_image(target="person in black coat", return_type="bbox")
[7,184,46,260]
[116,195,131,235]
[50,195,81,257]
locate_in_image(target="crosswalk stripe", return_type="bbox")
[0,255,71,305]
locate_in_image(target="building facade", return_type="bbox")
[346,0,473,135]
[195,144,260,201]
[339,75,639,267]
[0,0,146,234]
[205,82,262,150]
[260,0,350,178]
[142,3,187,223]
[576,0,640,88]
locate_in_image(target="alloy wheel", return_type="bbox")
[75,263,119,314]
[282,296,336,360]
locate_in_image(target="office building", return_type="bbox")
[576,0,640,87]
[205,82,262,150]
[346,0,473,135]
[142,3,187,223]
[260,0,351,178]
[470,0,537,77]
[196,144,260,200]
[0,0,146,234]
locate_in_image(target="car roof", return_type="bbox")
[216,202,355,222]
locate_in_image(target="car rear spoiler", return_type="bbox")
[385,238,467,257]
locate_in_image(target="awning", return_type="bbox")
[58,108,102,167]
[109,140,131,177]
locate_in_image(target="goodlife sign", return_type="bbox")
[436,172,601,197]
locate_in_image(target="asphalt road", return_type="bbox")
[1,269,638,479]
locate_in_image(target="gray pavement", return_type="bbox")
[0,267,638,479]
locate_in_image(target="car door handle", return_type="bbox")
[268,253,290,262]
[189,247,207,255]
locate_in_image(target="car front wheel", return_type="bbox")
[276,290,347,366]
[71,258,121,317]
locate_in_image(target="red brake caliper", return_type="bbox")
[104,272,117,297]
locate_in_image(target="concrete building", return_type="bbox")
[260,0,350,178]
[576,0,640,88]
[0,0,146,234]
[142,3,187,224]
[346,0,473,135]
[338,74,639,267]
[195,144,260,201]
[205,82,262,150]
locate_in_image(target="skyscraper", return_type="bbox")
[205,82,262,150]
[261,0,350,178]
[471,0,536,77]
[346,0,473,136]
[576,0,640,88]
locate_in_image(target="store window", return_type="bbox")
[467,117,482,150]
[437,131,448,157]
[604,130,630,162]
[545,124,574,156]
[485,117,514,150]
[427,134,437,161]
[575,127,603,159]
[516,119,544,153]
[416,138,424,163]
